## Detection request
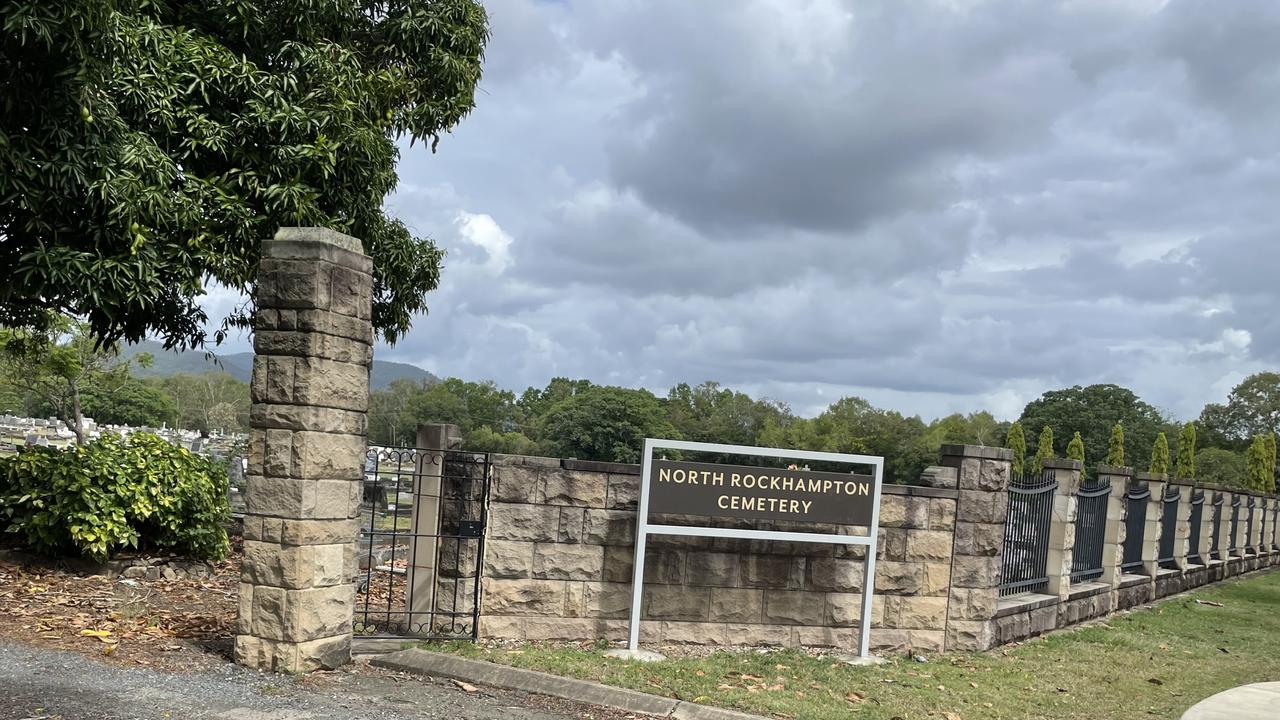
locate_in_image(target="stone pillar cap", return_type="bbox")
[939,444,1013,461]
[1096,464,1133,477]
[1041,458,1083,471]
[272,226,364,254]
[1134,471,1168,482]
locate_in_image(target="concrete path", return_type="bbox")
[0,641,641,720]
[1182,682,1280,720]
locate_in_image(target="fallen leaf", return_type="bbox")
[452,679,478,693]
[845,691,866,704]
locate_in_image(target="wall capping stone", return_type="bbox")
[1096,464,1133,477]
[1134,472,1167,482]
[562,458,642,475]
[882,484,959,499]
[1168,477,1197,487]
[1040,458,1083,471]
[939,444,1013,461]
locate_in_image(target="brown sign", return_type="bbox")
[647,459,875,526]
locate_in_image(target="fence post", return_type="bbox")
[407,423,462,632]
[1271,497,1280,553]
[941,444,1013,652]
[1232,492,1246,558]
[1169,481,1192,570]
[1135,472,1165,580]
[237,227,374,672]
[1041,459,1082,602]
[1097,464,1132,589]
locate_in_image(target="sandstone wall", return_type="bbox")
[476,455,958,654]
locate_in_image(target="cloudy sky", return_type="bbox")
[216,0,1280,421]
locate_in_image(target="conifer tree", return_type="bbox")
[1006,421,1027,477]
[1067,431,1086,465]
[1150,432,1170,476]
[1246,436,1269,492]
[1175,422,1197,479]
[1031,425,1055,475]
[1266,434,1278,493]
[1106,422,1125,466]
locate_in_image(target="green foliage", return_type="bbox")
[465,425,540,456]
[0,0,488,348]
[1106,422,1125,467]
[1198,373,1280,449]
[1197,448,1248,490]
[1019,384,1167,475]
[666,381,789,448]
[1005,422,1027,476]
[156,372,250,433]
[1175,422,1197,479]
[1031,426,1054,475]
[1150,432,1170,476]
[0,432,229,561]
[539,386,680,464]
[1245,434,1277,493]
[77,376,176,428]
[1067,431,1085,465]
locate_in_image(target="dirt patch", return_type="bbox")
[0,546,240,671]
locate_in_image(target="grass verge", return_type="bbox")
[426,570,1280,720]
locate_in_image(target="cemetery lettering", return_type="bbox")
[649,459,875,525]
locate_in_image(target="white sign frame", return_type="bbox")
[626,438,885,659]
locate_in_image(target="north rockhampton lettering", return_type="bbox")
[647,459,875,525]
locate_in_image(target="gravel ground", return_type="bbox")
[0,642,647,720]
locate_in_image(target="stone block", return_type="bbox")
[607,473,640,509]
[794,625,858,649]
[723,623,792,646]
[827,592,880,627]
[805,557,864,592]
[478,615,525,640]
[921,562,952,595]
[237,583,254,634]
[255,330,371,365]
[483,579,566,615]
[483,540,534,579]
[870,628,911,652]
[661,621,727,645]
[958,492,1007,524]
[763,590,825,625]
[582,582,633,619]
[643,550,685,585]
[292,357,369,412]
[257,257,330,310]
[525,617,627,642]
[602,545,634,583]
[283,585,355,641]
[245,476,314,518]
[874,561,923,595]
[643,585,710,621]
[295,308,375,344]
[251,404,367,436]
[707,588,763,623]
[685,552,741,586]
[947,619,994,651]
[558,507,585,543]
[906,530,954,562]
[584,509,636,546]
[879,496,928,529]
[330,264,372,320]
[947,587,997,621]
[487,503,561,542]
[877,527,908,562]
[895,596,947,629]
[928,498,956,531]
[950,555,1000,589]
[491,465,544,503]
[290,431,366,481]
[953,522,1003,557]
[531,543,605,581]
[541,470,607,507]
[241,540,346,589]
[741,555,804,589]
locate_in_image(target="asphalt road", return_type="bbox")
[0,642,636,720]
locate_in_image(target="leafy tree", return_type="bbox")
[465,426,540,456]
[1198,373,1280,449]
[0,320,148,442]
[1067,431,1085,465]
[928,411,1009,448]
[1106,422,1125,466]
[1246,436,1271,492]
[539,386,680,464]
[367,378,424,446]
[1196,448,1248,490]
[518,378,596,421]
[1150,432,1170,476]
[1175,422,1197,479]
[157,372,249,434]
[1266,434,1278,492]
[1019,384,1167,476]
[1005,421,1026,476]
[665,381,789,448]
[0,0,488,348]
[1031,425,1054,475]
[405,378,520,435]
[78,375,176,428]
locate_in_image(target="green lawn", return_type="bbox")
[427,570,1280,719]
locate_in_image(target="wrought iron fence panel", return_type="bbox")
[1121,482,1150,573]
[1229,495,1241,556]
[1070,477,1111,583]
[1157,486,1180,568]
[999,472,1057,597]
[1187,490,1204,564]
[355,447,490,640]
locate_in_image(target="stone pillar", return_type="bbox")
[1252,495,1266,553]
[1231,492,1247,557]
[1271,497,1279,552]
[941,444,1012,652]
[1168,481,1192,570]
[1097,465,1132,588]
[1041,459,1082,601]
[1136,472,1166,577]
[236,227,373,672]
[406,423,462,631]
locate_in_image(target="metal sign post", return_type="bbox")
[626,438,885,659]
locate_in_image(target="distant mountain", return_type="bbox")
[123,341,437,390]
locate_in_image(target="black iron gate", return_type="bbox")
[356,447,490,639]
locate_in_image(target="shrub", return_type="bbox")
[0,432,229,561]
[1175,422,1197,479]
[1150,432,1170,476]
[1031,425,1054,475]
[1067,431,1086,465]
[1106,422,1125,466]
[1005,422,1026,476]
